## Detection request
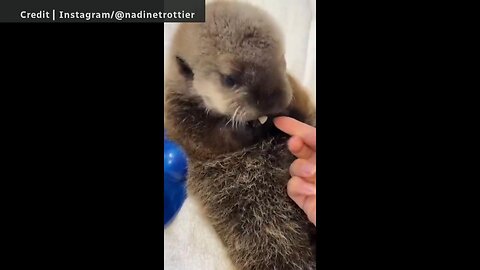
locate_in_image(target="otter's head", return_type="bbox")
[170,2,292,127]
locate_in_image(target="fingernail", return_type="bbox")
[303,164,316,176]
[306,184,316,195]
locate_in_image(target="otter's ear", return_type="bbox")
[176,56,193,80]
[285,73,316,126]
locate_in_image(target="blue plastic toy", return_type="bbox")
[164,129,188,226]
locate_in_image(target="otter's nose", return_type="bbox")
[255,90,290,115]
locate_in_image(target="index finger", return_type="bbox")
[274,116,316,151]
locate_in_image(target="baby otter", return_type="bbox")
[165,1,316,269]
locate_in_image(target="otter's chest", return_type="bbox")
[190,140,292,186]
[186,139,296,215]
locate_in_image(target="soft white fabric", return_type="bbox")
[164,197,236,270]
[164,0,316,269]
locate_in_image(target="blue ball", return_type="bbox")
[164,130,188,226]
[164,140,188,182]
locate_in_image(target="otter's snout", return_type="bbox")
[251,88,292,115]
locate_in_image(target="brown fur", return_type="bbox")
[165,2,316,269]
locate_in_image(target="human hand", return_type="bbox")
[274,116,316,226]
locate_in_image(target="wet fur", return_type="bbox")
[165,1,316,269]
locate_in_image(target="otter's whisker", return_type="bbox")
[232,106,240,129]
[238,107,245,128]
[237,107,247,128]
[239,109,247,127]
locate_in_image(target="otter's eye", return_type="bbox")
[176,56,193,80]
[222,75,236,88]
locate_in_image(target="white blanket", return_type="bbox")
[164,0,316,269]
